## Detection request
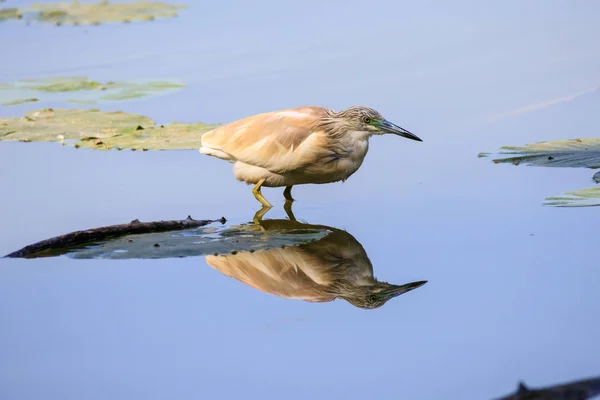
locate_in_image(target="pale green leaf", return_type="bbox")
[26,1,187,26]
[67,224,330,260]
[0,76,184,105]
[0,108,220,151]
[17,76,109,92]
[480,137,600,207]
[478,138,600,168]
[2,98,38,106]
[544,186,600,207]
[0,7,21,21]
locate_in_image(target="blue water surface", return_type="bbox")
[1,1,599,399]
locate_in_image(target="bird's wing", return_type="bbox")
[200,106,330,173]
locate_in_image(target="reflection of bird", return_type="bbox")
[204,219,426,309]
[493,377,600,400]
[200,106,422,208]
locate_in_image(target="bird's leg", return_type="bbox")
[253,205,271,224]
[284,199,297,221]
[283,185,294,201]
[252,179,272,208]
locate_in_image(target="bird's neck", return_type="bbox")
[347,130,371,142]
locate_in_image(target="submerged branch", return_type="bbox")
[4,215,226,259]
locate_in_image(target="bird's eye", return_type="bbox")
[362,116,371,124]
[368,295,377,303]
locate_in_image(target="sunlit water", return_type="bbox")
[1,1,600,399]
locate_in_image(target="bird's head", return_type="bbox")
[336,106,423,142]
[341,280,427,310]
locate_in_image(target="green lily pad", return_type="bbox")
[2,98,38,106]
[66,223,330,260]
[26,1,186,26]
[0,76,184,106]
[17,76,109,92]
[0,108,220,151]
[480,137,600,207]
[478,138,600,169]
[544,186,600,207]
[4,218,330,260]
[0,7,22,21]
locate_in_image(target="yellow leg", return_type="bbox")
[253,205,271,224]
[252,179,272,208]
[284,199,296,221]
[283,185,294,201]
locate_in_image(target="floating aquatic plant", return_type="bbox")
[2,98,38,106]
[0,108,220,151]
[480,138,600,207]
[0,76,185,106]
[3,217,329,260]
[544,186,600,208]
[0,7,21,22]
[8,1,187,26]
[479,138,600,169]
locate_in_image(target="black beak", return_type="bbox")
[378,120,423,142]
[381,280,428,299]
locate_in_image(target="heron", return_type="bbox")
[200,105,422,208]
[204,218,427,310]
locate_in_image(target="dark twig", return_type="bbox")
[4,215,227,258]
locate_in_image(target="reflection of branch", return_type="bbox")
[4,216,226,259]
